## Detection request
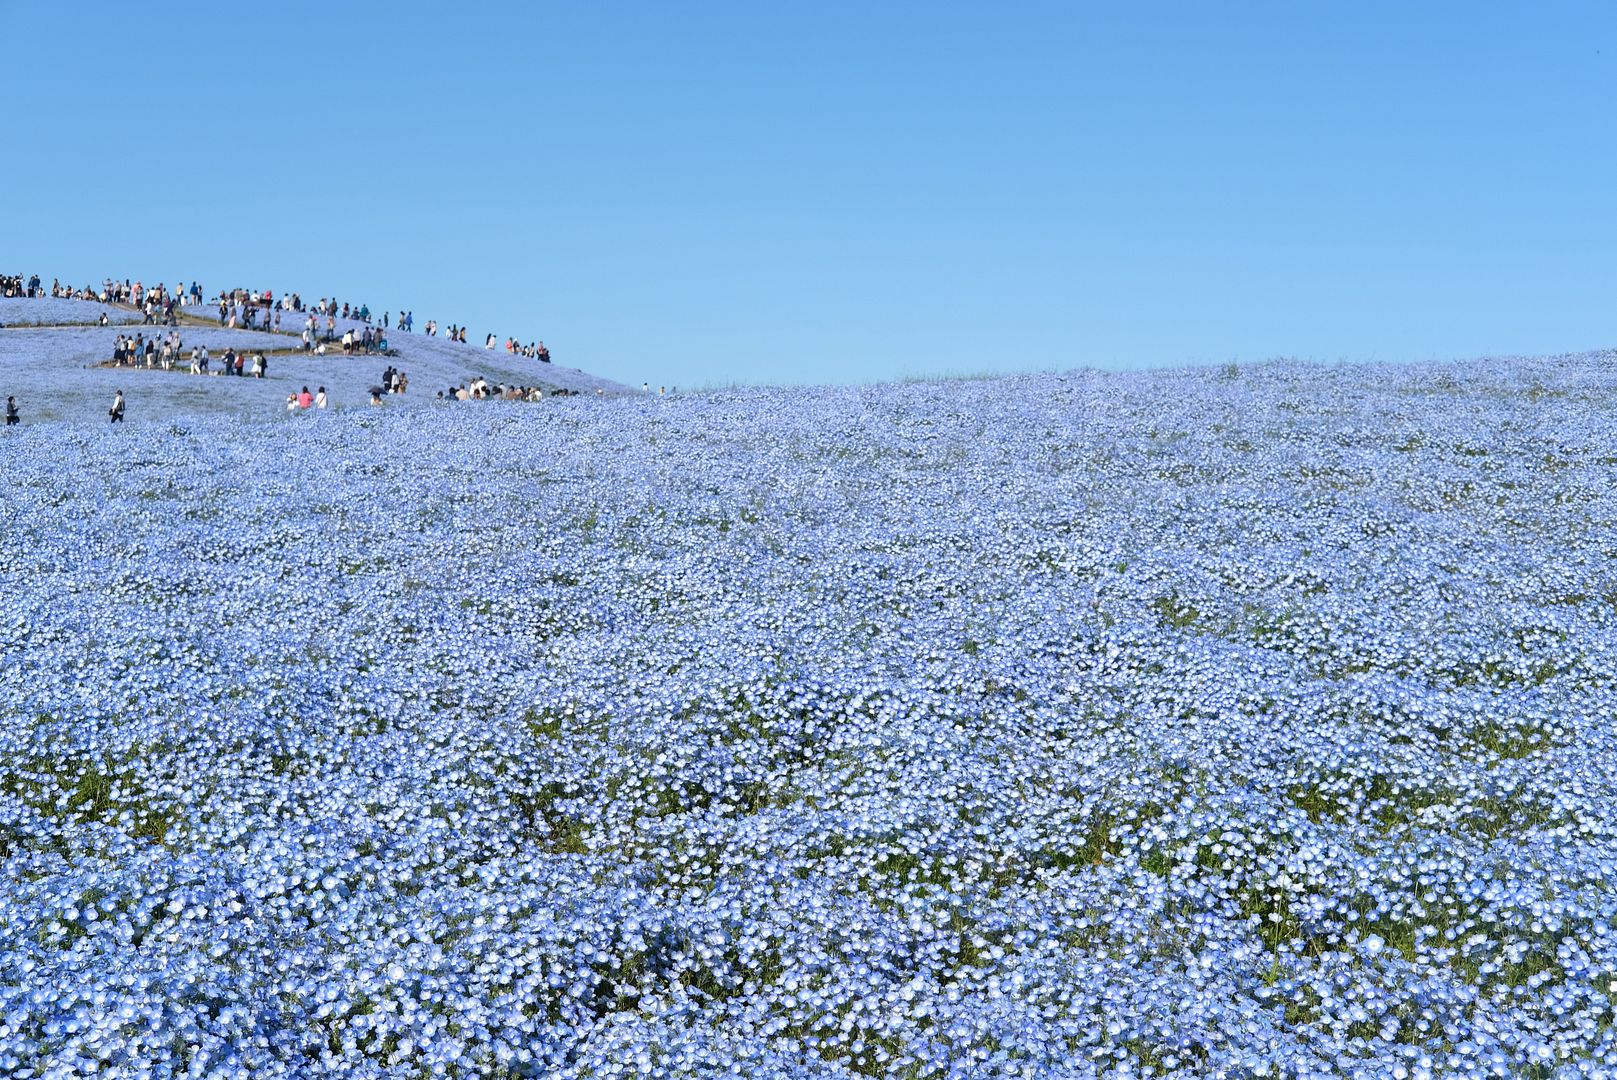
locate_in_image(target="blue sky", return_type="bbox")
[4,2,1612,388]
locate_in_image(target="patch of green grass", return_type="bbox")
[1149,591,1201,630]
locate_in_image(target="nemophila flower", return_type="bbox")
[1,353,1616,1074]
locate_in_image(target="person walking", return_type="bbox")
[5,396,18,426]
[109,389,125,423]
[315,386,328,409]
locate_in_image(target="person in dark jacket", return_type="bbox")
[5,396,18,426]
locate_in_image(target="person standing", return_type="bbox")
[315,386,328,409]
[5,396,18,426]
[109,389,125,424]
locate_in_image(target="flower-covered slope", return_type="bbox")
[1,356,1615,1078]
[0,303,628,423]
[0,297,144,326]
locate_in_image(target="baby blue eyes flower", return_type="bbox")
[0,352,1613,1075]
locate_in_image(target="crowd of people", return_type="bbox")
[104,333,280,379]
[436,377,592,402]
[3,271,608,425]
[193,347,270,378]
[2,274,185,324]
[2,274,42,297]
[10,270,561,366]
[109,331,189,369]
[340,326,389,355]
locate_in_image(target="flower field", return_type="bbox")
[2,355,1616,1078]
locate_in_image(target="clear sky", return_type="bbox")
[4,2,1612,389]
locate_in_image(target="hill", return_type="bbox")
[0,296,630,422]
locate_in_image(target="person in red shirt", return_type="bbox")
[297,386,313,409]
